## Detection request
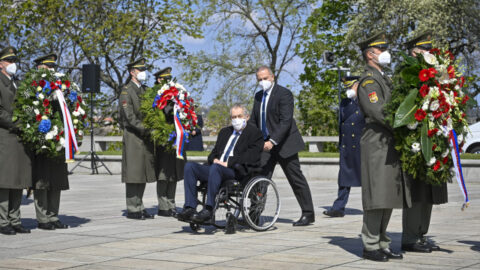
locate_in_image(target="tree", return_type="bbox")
[179,0,314,131]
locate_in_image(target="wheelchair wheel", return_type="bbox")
[241,176,280,231]
[212,186,241,229]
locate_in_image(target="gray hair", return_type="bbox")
[256,65,274,75]
[230,104,249,116]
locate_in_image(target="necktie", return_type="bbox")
[261,91,269,140]
[222,132,240,162]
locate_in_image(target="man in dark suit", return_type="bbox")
[248,66,315,226]
[177,104,263,223]
[324,76,365,218]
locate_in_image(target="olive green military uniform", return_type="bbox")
[119,59,156,214]
[357,33,411,251]
[0,47,32,229]
[401,32,448,246]
[30,53,70,226]
[153,67,185,213]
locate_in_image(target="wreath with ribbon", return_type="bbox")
[13,69,87,161]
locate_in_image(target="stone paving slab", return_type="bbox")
[0,174,478,270]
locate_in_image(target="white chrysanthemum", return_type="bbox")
[38,93,44,99]
[54,72,65,77]
[36,86,42,92]
[72,111,80,117]
[161,84,169,92]
[422,100,430,111]
[45,132,54,140]
[78,107,85,115]
[62,84,67,90]
[41,145,47,149]
[407,122,418,130]
[41,73,46,78]
[411,142,421,153]
[33,100,39,106]
[26,124,30,129]
[430,86,440,98]
[157,90,163,95]
[179,111,187,119]
[423,52,438,65]
[51,127,58,136]
[73,119,79,124]
[447,118,453,131]
[455,85,460,90]
[60,137,65,147]
[179,93,185,100]
[458,134,464,143]
[34,109,40,115]
[442,149,450,158]
[42,115,48,120]
[428,114,435,122]
[429,100,440,111]
[427,157,436,166]
[78,130,84,136]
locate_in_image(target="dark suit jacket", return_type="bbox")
[208,123,263,179]
[248,84,305,158]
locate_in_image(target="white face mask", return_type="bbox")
[5,63,17,76]
[232,118,246,131]
[259,79,272,91]
[48,68,55,72]
[346,89,357,99]
[373,51,391,65]
[136,71,147,81]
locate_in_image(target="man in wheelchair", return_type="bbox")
[177,104,264,224]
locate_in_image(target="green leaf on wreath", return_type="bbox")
[394,89,418,128]
[421,122,432,162]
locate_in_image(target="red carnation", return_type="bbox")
[432,144,437,151]
[43,99,50,107]
[462,95,470,105]
[453,91,458,97]
[36,114,42,121]
[78,96,82,103]
[459,76,465,87]
[415,109,427,121]
[50,83,58,90]
[31,80,38,87]
[55,135,60,141]
[442,119,448,126]
[44,108,49,115]
[56,80,62,85]
[428,67,438,78]
[419,85,429,97]
[428,128,439,137]
[430,48,440,55]
[39,80,46,87]
[82,115,87,119]
[76,102,80,110]
[445,50,455,61]
[447,65,455,79]
[433,160,441,171]
[443,157,449,164]
[419,69,430,82]
[65,80,71,88]
[432,110,443,119]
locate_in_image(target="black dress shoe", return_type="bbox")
[421,238,440,251]
[363,249,388,262]
[293,214,315,226]
[142,210,154,219]
[192,209,213,224]
[381,248,403,259]
[38,222,56,230]
[50,221,69,229]
[176,207,196,222]
[157,209,173,217]
[0,225,16,235]
[126,212,145,220]
[323,210,345,217]
[402,242,432,253]
[12,224,30,233]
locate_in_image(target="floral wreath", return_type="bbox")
[141,81,197,158]
[13,69,87,160]
[386,48,469,185]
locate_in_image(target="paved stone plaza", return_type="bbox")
[0,174,478,270]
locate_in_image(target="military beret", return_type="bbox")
[126,57,147,71]
[34,53,58,67]
[342,76,360,88]
[0,46,18,62]
[154,67,172,79]
[357,31,388,51]
[404,31,433,50]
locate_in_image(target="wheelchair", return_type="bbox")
[189,175,281,232]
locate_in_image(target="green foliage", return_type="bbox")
[394,89,418,128]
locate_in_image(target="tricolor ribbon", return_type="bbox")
[449,129,469,210]
[173,105,186,160]
[55,89,79,163]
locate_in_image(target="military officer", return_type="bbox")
[356,32,411,261]
[31,53,70,230]
[324,76,364,218]
[153,67,185,217]
[401,32,447,253]
[119,57,156,220]
[0,47,32,235]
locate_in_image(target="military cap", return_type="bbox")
[405,31,433,50]
[342,76,360,89]
[34,53,58,67]
[0,46,18,62]
[126,57,147,71]
[357,31,388,51]
[154,67,172,79]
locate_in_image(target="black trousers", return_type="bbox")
[261,151,314,214]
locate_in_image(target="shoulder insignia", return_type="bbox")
[362,79,374,87]
[368,92,378,103]
[121,91,128,95]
